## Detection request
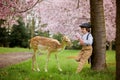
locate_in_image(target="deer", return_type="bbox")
[30,35,72,72]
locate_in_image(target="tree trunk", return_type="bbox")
[90,0,106,70]
[116,0,120,80]
[31,18,35,38]
[109,41,112,50]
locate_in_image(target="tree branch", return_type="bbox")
[76,0,79,9]
[16,0,43,13]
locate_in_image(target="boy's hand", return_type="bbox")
[79,39,84,45]
[75,34,84,45]
[75,36,84,45]
[75,35,80,40]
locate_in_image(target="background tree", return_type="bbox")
[104,0,116,50]
[0,0,116,42]
[29,0,115,42]
[116,0,120,79]
[0,27,9,47]
[30,18,36,38]
[0,19,9,47]
[90,0,106,70]
[9,18,29,48]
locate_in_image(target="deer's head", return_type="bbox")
[62,36,72,47]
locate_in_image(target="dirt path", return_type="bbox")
[0,52,32,68]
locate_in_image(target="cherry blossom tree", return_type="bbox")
[30,0,116,42]
[0,0,116,42]
[30,0,90,40]
[103,0,116,50]
[0,0,42,27]
[104,0,116,42]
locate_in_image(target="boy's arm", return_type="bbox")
[75,35,85,45]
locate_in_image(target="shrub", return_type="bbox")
[0,27,9,47]
[52,33,63,42]
[9,18,29,48]
[71,40,81,50]
[37,30,50,37]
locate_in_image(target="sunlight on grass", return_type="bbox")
[0,47,31,54]
[0,48,115,80]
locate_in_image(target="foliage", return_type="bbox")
[104,0,116,42]
[71,40,81,50]
[37,30,50,37]
[52,33,63,42]
[0,19,9,47]
[0,0,40,25]
[30,0,115,42]
[0,0,116,42]
[0,27,9,47]
[9,18,29,48]
[0,19,6,26]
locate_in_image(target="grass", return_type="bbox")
[0,47,115,80]
[0,47,31,54]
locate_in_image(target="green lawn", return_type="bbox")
[0,47,31,54]
[0,47,115,80]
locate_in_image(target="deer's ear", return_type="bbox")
[62,35,66,39]
[62,36,68,41]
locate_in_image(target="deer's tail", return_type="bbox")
[66,56,78,59]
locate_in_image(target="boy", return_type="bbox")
[75,22,93,73]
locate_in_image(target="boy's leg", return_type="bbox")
[75,50,84,62]
[76,57,86,73]
[76,50,92,73]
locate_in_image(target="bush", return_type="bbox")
[0,27,9,47]
[37,31,50,37]
[0,19,10,47]
[52,33,63,42]
[9,18,29,48]
[71,40,81,50]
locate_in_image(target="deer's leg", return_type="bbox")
[32,49,40,72]
[36,54,40,72]
[32,49,36,71]
[45,53,51,72]
[55,53,62,72]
